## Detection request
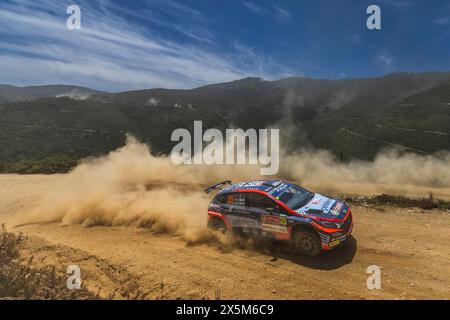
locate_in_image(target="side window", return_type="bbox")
[217,193,246,206]
[233,193,246,206]
[248,193,285,213]
[215,194,227,204]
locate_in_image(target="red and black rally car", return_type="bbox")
[205,180,353,257]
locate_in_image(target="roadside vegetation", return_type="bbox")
[0,225,97,299]
[0,155,78,174]
[345,193,450,210]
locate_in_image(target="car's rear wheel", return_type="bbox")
[292,230,322,257]
[207,217,227,233]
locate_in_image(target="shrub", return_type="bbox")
[0,225,97,299]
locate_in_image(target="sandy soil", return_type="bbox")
[1,174,450,300]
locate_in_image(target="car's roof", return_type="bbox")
[218,180,291,195]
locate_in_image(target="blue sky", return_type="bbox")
[1,0,450,91]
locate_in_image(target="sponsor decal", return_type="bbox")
[228,216,259,228]
[329,239,341,247]
[304,194,336,214]
[295,208,307,215]
[279,215,287,226]
[327,202,344,216]
[329,209,340,216]
[333,202,343,211]
[321,198,333,211]
[270,180,283,187]
[261,223,288,234]
[262,214,288,226]
[209,203,220,210]
[269,183,288,197]
[261,214,280,224]
[235,181,264,188]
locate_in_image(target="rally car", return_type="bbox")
[205,180,353,257]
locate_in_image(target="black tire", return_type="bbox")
[292,230,322,257]
[207,217,227,233]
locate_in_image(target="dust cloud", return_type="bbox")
[282,149,450,198]
[16,135,450,242]
[15,136,260,243]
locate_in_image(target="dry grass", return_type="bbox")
[0,224,98,300]
[344,193,450,210]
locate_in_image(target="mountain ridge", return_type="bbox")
[0,85,104,103]
[1,72,450,172]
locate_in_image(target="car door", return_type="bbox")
[247,193,289,236]
[221,192,260,231]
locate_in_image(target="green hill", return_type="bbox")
[0,85,103,103]
[1,72,450,172]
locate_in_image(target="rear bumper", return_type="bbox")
[208,210,232,229]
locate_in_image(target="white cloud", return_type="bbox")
[380,0,414,8]
[243,2,291,20]
[434,17,450,25]
[243,1,267,14]
[232,42,294,78]
[0,0,291,91]
[377,53,393,69]
[274,5,290,18]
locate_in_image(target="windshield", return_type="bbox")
[275,184,314,210]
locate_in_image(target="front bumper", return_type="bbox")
[320,212,353,251]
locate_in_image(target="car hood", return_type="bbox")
[295,193,347,219]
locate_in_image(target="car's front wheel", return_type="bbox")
[292,230,322,257]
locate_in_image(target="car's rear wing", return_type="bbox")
[204,180,232,194]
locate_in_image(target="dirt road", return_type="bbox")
[1,174,450,299]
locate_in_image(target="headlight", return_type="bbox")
[322,221,342,229]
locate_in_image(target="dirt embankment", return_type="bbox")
[1,174,450,299]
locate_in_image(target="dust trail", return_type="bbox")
[16,135,450,243]
[15,136,261,244]
[282,149,450,199]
